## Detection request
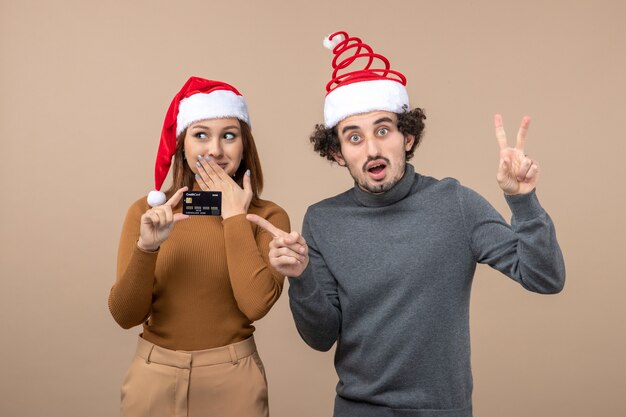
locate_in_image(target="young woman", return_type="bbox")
[109,76,294,417]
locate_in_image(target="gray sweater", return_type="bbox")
[288,164,565,417]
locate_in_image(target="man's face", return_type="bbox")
[334,111,415,194]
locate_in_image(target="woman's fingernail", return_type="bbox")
[197,154,202,160]
[196,161,201,167]
[205,155,212,161]
[195,174,200,179]
[246,169,251,176]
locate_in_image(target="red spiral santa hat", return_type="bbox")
[147,76,250,207]
[322,31,409,128]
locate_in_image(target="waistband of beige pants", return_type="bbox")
[135,335,257,369]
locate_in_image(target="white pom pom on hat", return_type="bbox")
[321,31,410,128]
[147,77,249,207]
[147,190,167,207]
[323,32,345,50]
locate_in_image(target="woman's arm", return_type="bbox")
[223,203,291,321]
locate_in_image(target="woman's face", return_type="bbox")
[183,118,244,176]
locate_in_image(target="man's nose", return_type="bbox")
[365,136,381,156]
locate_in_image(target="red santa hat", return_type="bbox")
[147,76,250,207]
[322,31,409,128]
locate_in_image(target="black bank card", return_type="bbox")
[183,191,222,216]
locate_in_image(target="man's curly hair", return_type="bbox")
[309,108,426,161]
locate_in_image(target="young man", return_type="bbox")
[248,31,565,417]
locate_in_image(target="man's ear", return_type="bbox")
[332,151,346,167]
[404,134,415,151]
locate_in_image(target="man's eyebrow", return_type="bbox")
[341,125,359,135]
[340,117,394,135]
[373,117,394,125]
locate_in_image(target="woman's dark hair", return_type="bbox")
[164,120,264,206]
[309,108,426,161]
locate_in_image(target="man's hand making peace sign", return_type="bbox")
[495,114,540,195]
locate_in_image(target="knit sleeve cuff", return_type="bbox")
[130,243,159,267]
[288,270,319,300]
[504,189,545,222]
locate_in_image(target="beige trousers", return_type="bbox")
[120,335,269,417]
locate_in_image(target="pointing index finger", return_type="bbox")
[494,114,508,150]
[246,214,285,238]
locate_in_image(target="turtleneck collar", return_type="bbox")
[351,163,417,207]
